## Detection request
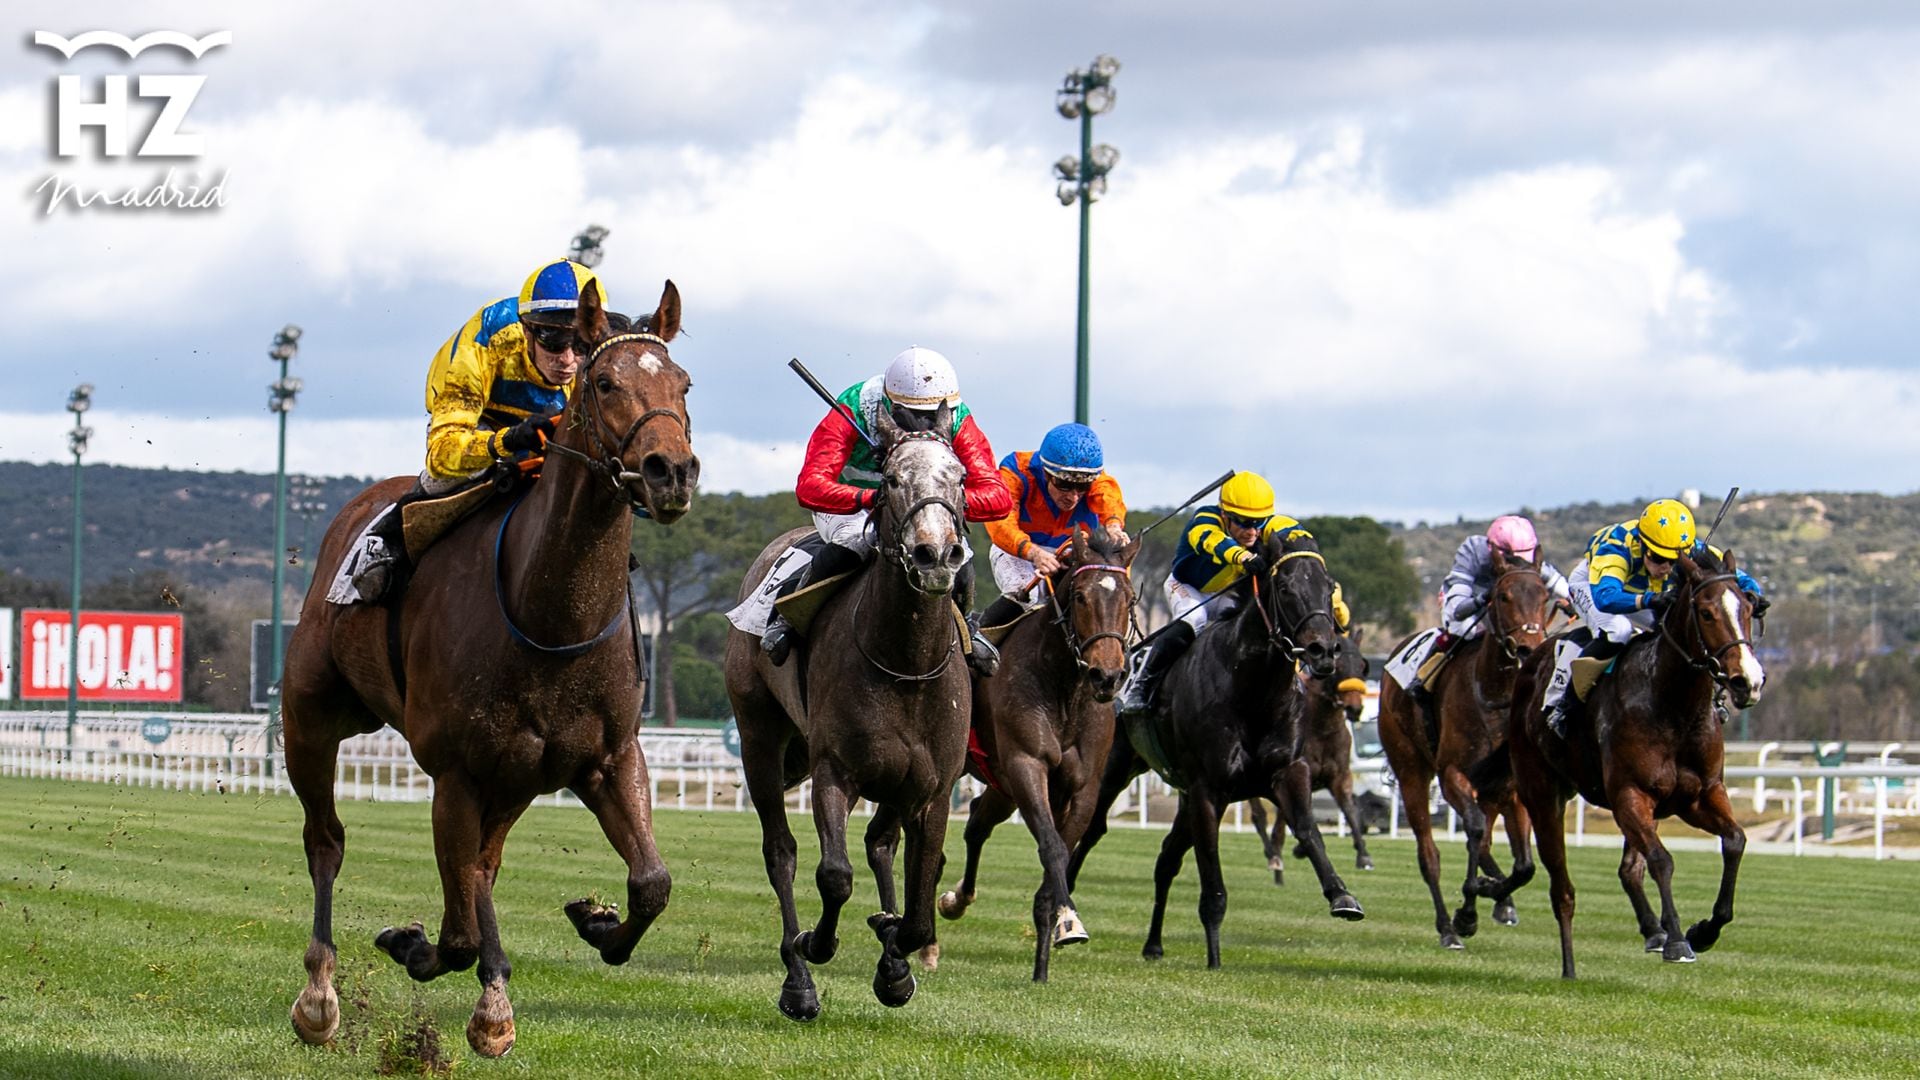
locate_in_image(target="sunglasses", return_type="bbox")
[528,324,581,354]
[1049,477,1092,494]
[1644,551,1674,567]
[1223,513,1264,531]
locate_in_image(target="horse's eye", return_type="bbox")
[596,377,613,393]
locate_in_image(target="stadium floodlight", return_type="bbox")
[1054,56,1122,425]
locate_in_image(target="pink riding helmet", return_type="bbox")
[1487,515,1539,562]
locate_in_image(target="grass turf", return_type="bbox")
[0,777,1915,1078]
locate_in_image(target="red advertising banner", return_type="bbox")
[17,609,185,702]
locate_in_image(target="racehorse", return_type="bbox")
[1247,628,1374,884]
[1068,530,1363,969]
[1376,553,1549,949]
[1477,547,1763,978]
[883,526,1137,982]
[723,409,972,1021]
[283,282,698,1056]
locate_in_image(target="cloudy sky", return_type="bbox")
[4,2,1915,522]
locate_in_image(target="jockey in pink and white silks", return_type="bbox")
[1440,516,1571,638]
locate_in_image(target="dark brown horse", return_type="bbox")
[1479,548,1764,978]
[888,526,1139,982]
[284,282,698,1055]
[723,413,971,1021]
[1248,627,1374,883]
[1068,531,1362,968]
[1377,553,1549,949]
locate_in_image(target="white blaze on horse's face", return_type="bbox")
[1720,589,1766,701]
[889,438,966,594]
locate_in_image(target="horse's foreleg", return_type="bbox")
[997,758,1078,983]
[1617,844,1663,950]
[864,806,902,915]
[1247,798,1278,879]
[1264,798,1290,885]
[1143,797,1195,961]
[1530,790,1578,979]
[1186,792,1229,969]
[1401,769,1460,949]
[804,761,857,967]
[1275,760,1363,921]
[565,743,673,965]
[1068,730,1140,890]
[1614,787,1693,964]
[467,799,531,1059]
[940,786,1014,922]
[1492,799,1531,927]
[740,728,815,1021]
[375,770,485,983]
[1677,782,1745,955]
[1438,763,1489,938]
[287,723,346,1045]
[1332,773,1374,871]
[871,800,948,1008]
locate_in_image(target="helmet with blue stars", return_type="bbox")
[1636,498,1696,559]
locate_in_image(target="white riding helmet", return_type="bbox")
[883,346,960,409]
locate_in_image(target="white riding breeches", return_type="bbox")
[1568,558,1654,645]
[990,546,1043,604]
[1164,576,1233,632]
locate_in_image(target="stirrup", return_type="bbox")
[763,620,794,666]
[966,630,1000,677]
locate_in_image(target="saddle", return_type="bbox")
[980,605,1044,648]
[399,478,501,561]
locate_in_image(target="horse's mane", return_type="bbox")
[1080,526,1123,561]
[1689,545,1729,574]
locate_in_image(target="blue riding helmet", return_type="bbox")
[1036,423,1104,482]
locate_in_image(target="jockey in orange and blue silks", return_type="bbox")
[981,423,1127,620]
[330,260,610,605]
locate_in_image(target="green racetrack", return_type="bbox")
[1,777,1915,1079]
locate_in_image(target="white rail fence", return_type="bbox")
[3,714,1914,860]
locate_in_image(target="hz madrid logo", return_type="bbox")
[29,29,233,214]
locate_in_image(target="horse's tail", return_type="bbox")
[1464,743,1513,801]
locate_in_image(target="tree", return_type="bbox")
[629,493,809,724]
[1300,515,1422,634]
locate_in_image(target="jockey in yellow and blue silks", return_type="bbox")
[1117,472,1349,714]
[1542,497,1767,733]
[334,260,611,604]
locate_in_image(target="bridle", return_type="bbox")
[1248,549,1336,656]
[1484,564,1548,661]
[1656,569,1756,691]
[851,429,965,681]
[1042,557,1134,674]
[539,331,690,513]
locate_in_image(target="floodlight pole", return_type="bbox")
[1074,104,1094,425]
[64,385,93,750]
[267,326,303,767]
[1056,56,1120,426]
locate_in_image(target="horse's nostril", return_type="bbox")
[641,453,672,486]
[911,543,940,569]
[945,544,966,568]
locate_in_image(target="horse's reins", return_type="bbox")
[539,331,690,513]
[1249,549,1336,656]
[850,430,965,682]
[1484,564,1549,662]
[491,489,631,658]
[1655,570,1756,691]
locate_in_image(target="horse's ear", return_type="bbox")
[872,398,903,445]
[1349,625,1363,648]
[575,280,612,343]
[1722,548,1738,575]
[650,280,681,343]
[1072,523,1091,562]
[1120,534,1143,569]
[932,402,954,438]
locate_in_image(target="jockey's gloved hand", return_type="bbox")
[498,415,556,456]
[1241,551,1270,577]
[1749,592,1771,619]
[1453,598,1484,621]
[1646,590,1675,616]
[1557,599,1578,619]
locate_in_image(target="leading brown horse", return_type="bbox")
[1478,548,1764,978]
[283,282,697,1056]
[1377,553,1549,949]
[724,411,972,1021]
[898,525,1138,982]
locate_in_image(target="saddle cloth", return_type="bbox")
[1384,628,1443,691]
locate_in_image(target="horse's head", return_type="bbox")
[871,405,967,595]
[1486,548,1551,663]
[560,280,700,522]
[1672,548,1766,709]
[1257,527,1340,677]
[1056,524,1141,702]
[1326,628,1369,723]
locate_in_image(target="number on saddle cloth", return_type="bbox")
[1384,628,1443,691]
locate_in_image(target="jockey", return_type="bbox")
[1404,515,1572,705]
[758,346,1013,674]
[979,422,1128,626]
[339,260,607,602]
[1542,497,1767,734]
[1116,471,1349,715]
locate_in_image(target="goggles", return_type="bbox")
[528,323,581,354]
[1223,512,1266,531]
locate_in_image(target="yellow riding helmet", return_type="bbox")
[1636,498,1696,559]
[1219,472,1275,520]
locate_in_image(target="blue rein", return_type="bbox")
[492,490,629,657]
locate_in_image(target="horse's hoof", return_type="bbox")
[795,930,838,965]
[374,922,428,968]
[1684,919,1721,954]
[1453,909,1479,939]
[1268,855,1285,887]
[866,911,902,935]
[873,961,916,1008]
[1663,938,1698,964]
[1644,932,1668,953]
[289,986,339,1046]
[1142,941,1164,961]
[778,982,821,1022]
[1493,899,1518,927]
[917,942,941,971]
[1052,906,1089,947]
[466,984,515,1058]
[1330,895,1365,921]
[937,890,972,920]
[1440,931,1465,951]
[1356,855,1374,871]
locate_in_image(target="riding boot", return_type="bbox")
[1117,620,1196,716]
[763,541,864,666]
[1406,632,1451,749]
[349,482,427,603]
[1544,635,1624,737]
[954,561,1000,676]
[980,594,1026,629]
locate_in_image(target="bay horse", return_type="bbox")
[722,410,972,1021]
[1376,552,1549,949]
[1478,548,1763,978]
[283,282,698,1057]
[882,525,1138,982]
[1247,627,1374,884]
[1068,530,1363,969]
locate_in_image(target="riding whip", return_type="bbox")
[787,358,879,451]
[1700,486,1740,541]
[1135,470,1238,541]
